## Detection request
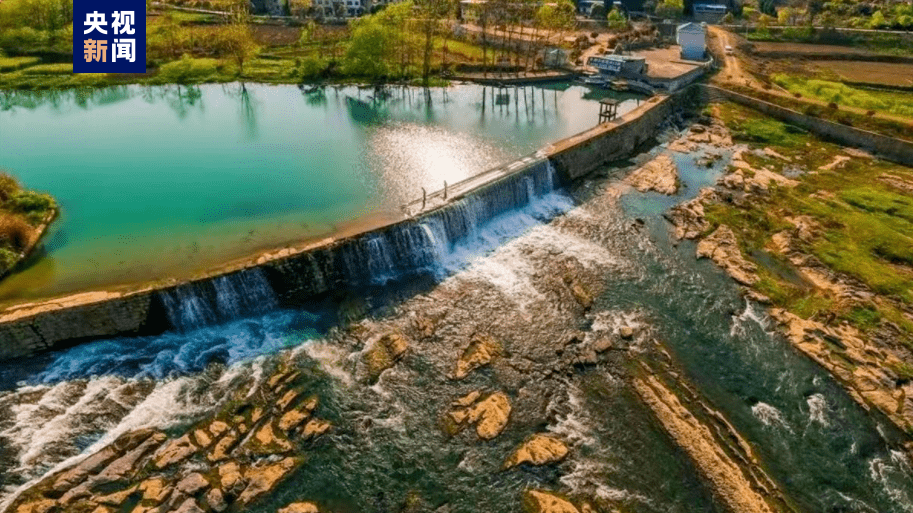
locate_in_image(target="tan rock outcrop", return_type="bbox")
[696,225,758,285]
[253,422,293,452]
[206,488,228,512]
[504,434,568,469]
[453,333,502,380]
[627,154,679,195]
[522,490,580,513]
[218,461,245,495]
[363,332,409,382]
[139,477,171,504]
[238,457,298,505]
[301,419,332,439]
[634,375,775,513]
[175,472,209,496]
[449,391,511,440]
[207,433,238,462]
[668,187,717,240]
[14,499,57,513]
[153,434,198,469]
[278,502,321,513]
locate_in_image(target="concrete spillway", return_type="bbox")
[0,95,677,360]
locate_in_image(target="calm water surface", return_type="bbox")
[0,82,638,301]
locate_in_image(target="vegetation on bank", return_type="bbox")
[728,0,913,31]
[704,103,913,347]
[771,74,913,120]
[0,0,587,90]
[0,171,57,275]
[724,83,913,142]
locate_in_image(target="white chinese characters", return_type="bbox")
[83,11,107,35]
[112,11,135,35]
[112,39,136,63]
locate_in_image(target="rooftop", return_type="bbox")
[635,46,704,80]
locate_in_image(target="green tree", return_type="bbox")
[655,0,684,19]
[415,0,452,85]
[223,0,259,76]
[344,2,415,79]
[606,9,628,30]
[868,10,887,29]
[536,0,575,44]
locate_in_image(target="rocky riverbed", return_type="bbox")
[3,104,913,513]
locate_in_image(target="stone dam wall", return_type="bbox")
[0,95,678,361]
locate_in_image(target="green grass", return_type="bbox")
[153,56,229,84]
[772,74,913,119]
[19,63,71,75]
[0,55,39,71]
[707,102,913,342]
[725,114,809,148]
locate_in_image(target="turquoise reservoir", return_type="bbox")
[0,83,639,301]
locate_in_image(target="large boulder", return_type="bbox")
[504,434,568,469]
[522,490,580,513]
[453,334,502,380]
[278,502,321,513]
[696,225,758,286]
[627,154,679,195]
[363,332,409,382]
[448,391,511,440]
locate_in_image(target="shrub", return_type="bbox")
[156,55,222,84]
[20,63,71,75]
[297,56,328,79]
[0,55,40,72]
[0,27,49,53]
[0,248,18,274]
[0,213,35,251]
[0,172,21,202]
[6,190,56,222]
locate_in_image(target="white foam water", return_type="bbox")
[0,361,262,510]
[730,299,771,340]
[806,393,829,428]
[750,402,792,433]
[869,451,913,513]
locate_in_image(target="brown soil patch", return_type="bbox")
[815,60,913,87]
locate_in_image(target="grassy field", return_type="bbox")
[704,103,913,345]
[771,74,913,119]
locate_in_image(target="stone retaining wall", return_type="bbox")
[699,85,913,165]
[547,94,676,180]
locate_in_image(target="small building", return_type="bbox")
[693,3,728,23]
[587,54,646,76]
[544,48,569,68]
[676,22,707,61]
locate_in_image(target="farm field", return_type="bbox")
[814,60,913,87]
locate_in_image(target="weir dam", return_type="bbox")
[0,94,678,360]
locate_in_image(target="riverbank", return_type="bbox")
[0,172,57,281]
[667,101,913,437]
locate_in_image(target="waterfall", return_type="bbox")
[158,159,565,326]
[159,268,277,331]
[341,158,568,286]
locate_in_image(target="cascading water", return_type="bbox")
[159,267,278,331]
[340,159,571,286]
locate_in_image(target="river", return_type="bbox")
[1,118,911,512]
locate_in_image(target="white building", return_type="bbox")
[312,0,405,18]
[676,22,707,61]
